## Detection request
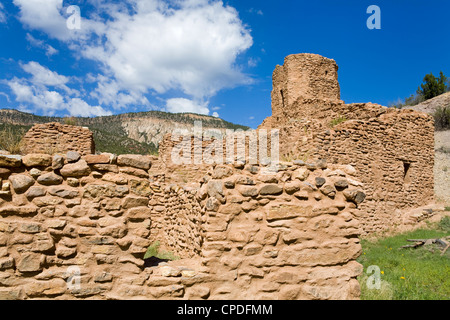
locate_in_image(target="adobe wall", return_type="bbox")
[21,122,95,156]
[0,152,364,300]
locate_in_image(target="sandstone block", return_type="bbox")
[9,174,34,193]
[37,172,63,185]
[22,154,52,167]
[52,154,65,170]
[343,189,366,205]
[0,256,14,270]
[17,252,44,272]
[25,279,66,297]
[0,168,11,177]
[334,179,349,189]
[25,186,46,200]
[160,266,181,277]
[284,180,301,194]
[130,180,152,197]
[60,160,91,177]
[127,207,152,221]
[320,184,336,198]
[48,186,79,199]
[266,204,313,221]
[0,206,38,217]
[93,164,119,173]
[29,168,42,178]
[212,165,233,179]
[119,166,149,178]
[292,168,309,181]
[66,151,81,163]
[315,177,326,187]
[0,155,21,168]
[83,154,110,164]
[259,184,283,196]
[238,186,258,197]
[117,155,152,170]
[122,196,149,209]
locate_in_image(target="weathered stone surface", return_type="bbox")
[320,184,336,198]
[0,206,38,216]
[84,184,129,199]
[160,266,181,277]
[315,177,326,188]
[283,180,301,194]
[29,168,42,178]
[93,164,119,173]
[119,167,149,178]
[9,174,34,193]
[60,160,91,177]
[117,155,152,170]
[0,257,14,270]
[237,186,258,197]
[259,184,283,196]
[212,165,233,179]
[52,154,65,170]
[127,207,152,221]
[0,168,11,177]
[130,180,152,197]
[17,252,43,272]
[37,172,63,185]
[66,151,81,163]
[0,155,21,168]
[19,222,42,234]
[83,154,110,164]
[25,279,66,297]
[343,189,366,205]
[266,204,314,221]
[22,154,52,167]
[292,168,309,181]
[334,179,349,189]
[122,196,149,209]
[48,186,79,199]
[67,177,80,187]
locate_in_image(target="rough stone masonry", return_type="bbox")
[0,151,364,300]
[259,53,435,235]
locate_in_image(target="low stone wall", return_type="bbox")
[21,122,95,156]
[0,152,365,300]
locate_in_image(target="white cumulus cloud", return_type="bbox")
[166,98,209,115]
[0,3,7,23]
[11,0,254,115]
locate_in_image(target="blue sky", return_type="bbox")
[0,0,449,128]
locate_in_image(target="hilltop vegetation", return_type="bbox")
[0,109,249,155]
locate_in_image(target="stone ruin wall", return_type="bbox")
[259,53,436,236]
[0,151,364,300]
[21,122,95,156]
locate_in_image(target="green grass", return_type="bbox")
[357,217,450,300]
[143,241,179,261]
[329,115,347,128]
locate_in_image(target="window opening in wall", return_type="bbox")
[403,161,412,186]
[280,89,285,109]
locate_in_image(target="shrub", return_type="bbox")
[144,241,179,261]
[0,126,26,154]
[330,115,347,127]
[438,215,450,232]
[433,105,450,131]
[63,116,79,126]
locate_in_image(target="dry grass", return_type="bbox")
[0,126,26,154]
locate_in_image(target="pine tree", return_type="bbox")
[417,71,448,100]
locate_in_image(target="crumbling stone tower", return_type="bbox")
[270,54,341,124]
